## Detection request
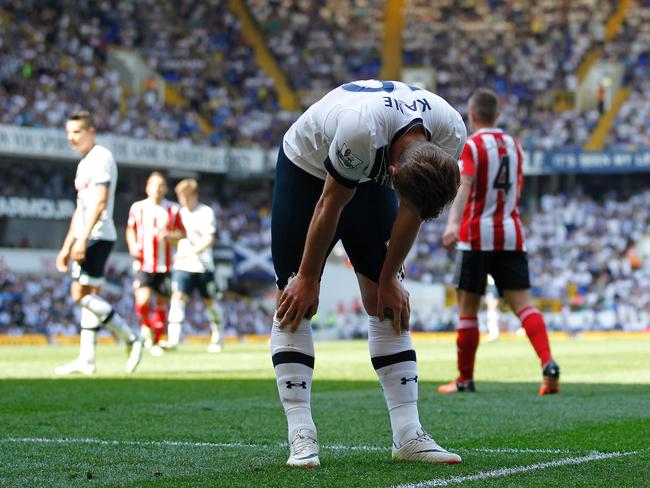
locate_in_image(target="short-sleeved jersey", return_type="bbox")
[458,128,525,251]
[283,80,467,188]
[173,203,216,273]
[127,198,184,273]
[73,144,117,241]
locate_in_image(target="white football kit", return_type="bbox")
[283,80,467,187]
[73,144,117,242]
[174,203,217,273]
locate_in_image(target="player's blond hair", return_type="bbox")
[175,178,199,195]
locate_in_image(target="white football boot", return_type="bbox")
[287,429,320,468]
[125,339,144,374]
[54,358,96,376]
[392,430,462,464]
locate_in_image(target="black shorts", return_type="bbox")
[271,147,398,289]
[453,250,531,296]
[172,270,218,299]
[71,239,114,287]
[133,271,172,297]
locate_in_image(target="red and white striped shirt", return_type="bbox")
[127,198,184,273]
[458,128,525,251]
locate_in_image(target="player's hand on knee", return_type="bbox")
[377,277,410,334]
[277,274,320,332]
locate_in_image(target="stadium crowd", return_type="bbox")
[246,0,383,106]
[2,0,649,150]
[0,0,294,148]
[603,0,650,149]
[2,182,650,334]
[0,265,272,338]
[402,0,617,150]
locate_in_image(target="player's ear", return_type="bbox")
[388,164,398,178]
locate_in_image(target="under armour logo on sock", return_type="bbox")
[400,376,418,385]
[285,381,307,389]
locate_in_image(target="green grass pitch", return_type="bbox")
[1,336,648,487]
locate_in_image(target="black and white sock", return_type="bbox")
[80,294,137,344]
[368,315,421,447]
[270,315,316,441]
[79,307,99,365]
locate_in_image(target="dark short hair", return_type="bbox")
[469,89,499,125]
[67,110,95,129]
[394,141,460,220]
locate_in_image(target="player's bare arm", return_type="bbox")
[56,208,80,272]
[277,175,356,332]
[443,175,474,249]
[71,183,109,262]
[174,233,213,262]
[125,224,141,260]
[377,200,422,334]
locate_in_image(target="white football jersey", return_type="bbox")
[283,80,466,187]
[174,203,216,273]
[73,144,117,241]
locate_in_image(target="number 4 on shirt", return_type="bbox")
[493,155,511,193]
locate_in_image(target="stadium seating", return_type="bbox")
[245,0,383,106]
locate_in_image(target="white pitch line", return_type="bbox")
[390,451,637,488]
[0,437,596,455]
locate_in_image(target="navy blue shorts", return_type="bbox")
[71,239,114,287]
[271,147,398,289]
[172,270,218,299]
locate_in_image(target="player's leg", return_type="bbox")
[133,278,153,348]
[342,183,460,464]
[503,289,560,395]
[438,251,486,394]
[270,148,323,467]
[54,282,98,375]
[496,252,559,395]
[147,275,171,355]
[75,240,142,373]
[168,271,191,348]
[199,272,224,352]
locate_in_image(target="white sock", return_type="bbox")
[270,315,316,441]
[79,307,99,364]
[80,294,137,344]
[368,316,421,447]
[207,303,222,343]
[167,298,186,346]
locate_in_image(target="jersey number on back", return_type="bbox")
[493,155,512,193]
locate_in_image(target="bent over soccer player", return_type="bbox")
[439,89,560,396]
[55,111,143,375]
[271,80,467,467]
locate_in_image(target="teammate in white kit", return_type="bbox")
[54,111,143,375]
[439,89,560,396]
[271,80,466,467]
[126,172,184,355]
[167,179,223,353]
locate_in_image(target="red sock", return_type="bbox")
[518,306,552,366]
[135,302,151,327]
[151,307,167,344]
[457,316,480,382]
